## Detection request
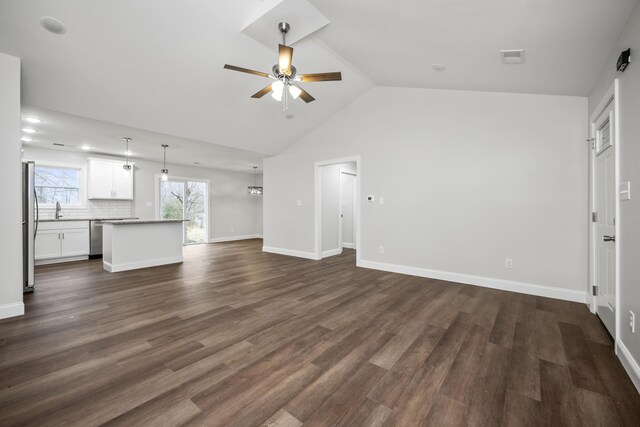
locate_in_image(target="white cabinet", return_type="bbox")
[61,229,91,257]
[35,221,90,262]
[35,230,63,260]
[88,158,134,200]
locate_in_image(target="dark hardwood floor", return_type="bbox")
[0,239,638,426]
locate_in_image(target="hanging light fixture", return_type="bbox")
[247,166,263,195]
[122,137,132,171]
[160,144,169,181]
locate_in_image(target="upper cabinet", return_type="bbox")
[88,158,134,200]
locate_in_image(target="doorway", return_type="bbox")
[315,157,360,262]
[590,83,618,339]
[340,169,357,251]
[159,178,209,244]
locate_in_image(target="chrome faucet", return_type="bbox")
[55,201,63,219]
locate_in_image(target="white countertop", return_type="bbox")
[100,219,189,225]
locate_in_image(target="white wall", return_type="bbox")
[321,162,356,254]
[22,147,263,242]
[589,1,640,391]
[264,86,588,301]
[0,52,23,319]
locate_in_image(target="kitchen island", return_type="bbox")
[101,219,189,272]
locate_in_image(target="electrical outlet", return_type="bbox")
[379,246,384,254]
[379,197,385,205]
[630,311,636,334]
[505,258,513,269]
[296,200,303,206]
[146,201,152,207]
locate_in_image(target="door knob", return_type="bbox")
[603,235,616,242]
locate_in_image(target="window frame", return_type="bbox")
[30,160,88,210]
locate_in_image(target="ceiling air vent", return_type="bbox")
[52,143,65,147]
[500,49,525,64]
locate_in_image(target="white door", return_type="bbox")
[340,171,356,249]
[88,159,115,199]
[113,165,134,200]
[60,229,90,257]
[593,101,616,337]
[35,230,61,260]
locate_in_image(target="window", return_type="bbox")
[34,163,86,208]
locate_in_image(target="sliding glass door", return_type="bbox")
[160,178,208,244]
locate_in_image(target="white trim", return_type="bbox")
[103,256,183,273]
[0,302,24,319]
[262,246,320,260]
[342,242,355,249]
[35,255,89,266]
[322,248,342,258]
[314,156,361,263]
[208,234,263,243]
[357,259,587,303]
[617,340,640,394]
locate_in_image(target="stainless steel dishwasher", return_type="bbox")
[89,220,104,258]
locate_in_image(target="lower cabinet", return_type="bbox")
[35,221,90,263]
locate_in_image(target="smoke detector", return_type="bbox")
[500,49,525,64]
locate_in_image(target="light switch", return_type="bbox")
[620,182,631,201]
[296,200,303,206]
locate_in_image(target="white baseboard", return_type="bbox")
[208,234,263,243]
[104,256,183,273]
[322,248,342,258]
[357,259,586,303]
[342,242,355,249]
[35,255,89,266]
[262,246,320,260]
[0,302,24,319]
[617,340,640,394]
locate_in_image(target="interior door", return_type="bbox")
[594,102,616,337]
[340,171,356,249]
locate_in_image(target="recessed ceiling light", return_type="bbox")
[39,16,67,35]
[22,128,37,134]
[80,144,91,150]
[23,117,42,124]
[21,137,32,142]
[432,63,446,71]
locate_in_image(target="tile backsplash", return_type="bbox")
[39,200,133,220]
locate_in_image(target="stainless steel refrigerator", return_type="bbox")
[22,161,38,292]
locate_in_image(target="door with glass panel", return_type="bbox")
[160,179,208,244]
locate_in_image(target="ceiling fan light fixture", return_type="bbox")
[288,84,302,100]
[271,80,284,101]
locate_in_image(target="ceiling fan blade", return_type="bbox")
[223,64,271,78]
[295,85,315,103]
[251,84,273,99]
[300,72,342,82]
[278,44,294,76]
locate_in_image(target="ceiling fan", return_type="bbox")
[224,22,342,109]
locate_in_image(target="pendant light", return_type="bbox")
[247,166,263,195]
[122,137,132,171]
[160,144,169,181]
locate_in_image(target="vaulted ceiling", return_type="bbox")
[0,0,636,163]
